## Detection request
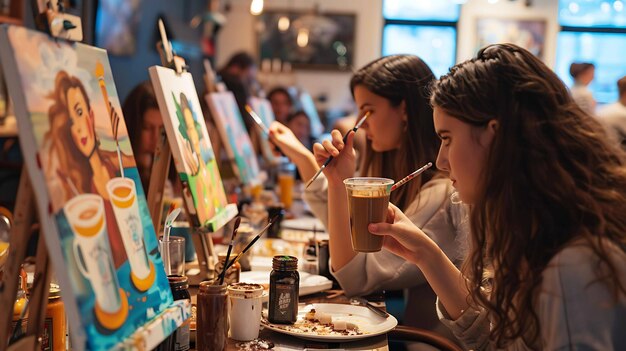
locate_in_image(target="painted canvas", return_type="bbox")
[476,18,546,60]
[206,92,261,186]
[0,25,175,350]
[258,11,355,70]
[149,66,234,229]
[249,97,278,165]
[299,92,324,138]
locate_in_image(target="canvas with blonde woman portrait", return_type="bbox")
[0,24,184,350]
[206,91,262,186]
[149,65,236,231]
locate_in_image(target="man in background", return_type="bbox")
[597,76,626,150]
[218,52,258,132]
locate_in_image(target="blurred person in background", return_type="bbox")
[267,86,294,124]
[122,81,180,197]
[218,51,258,131]
[286,110,315,151]
[597,76,626,150]
[569,62,596,115]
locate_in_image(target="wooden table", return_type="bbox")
[225,291,390,351]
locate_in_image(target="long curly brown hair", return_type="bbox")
[430,44,626,347]
[46,71,96,197]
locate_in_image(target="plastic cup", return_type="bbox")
[343,177,393,252]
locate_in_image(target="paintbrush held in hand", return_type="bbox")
[245,104,270,135]
[390,162,433,192]
[306,111,371,189]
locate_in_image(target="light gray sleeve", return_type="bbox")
[436,297,491,351]
[538,241,626,350]
[302,174,329,229]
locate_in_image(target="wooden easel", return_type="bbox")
[0,1,82,349]
[148,20,237,286]
[0,168,51,351]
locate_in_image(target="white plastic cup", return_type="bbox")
[227,283,264,341]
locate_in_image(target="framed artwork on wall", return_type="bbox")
[257,10,356,70]
[475,17,547,61]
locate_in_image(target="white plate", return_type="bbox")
[240,271,333,300]
[261,303,398,342]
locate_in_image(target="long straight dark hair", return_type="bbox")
[431,44,626,347]
[350,55,439,210]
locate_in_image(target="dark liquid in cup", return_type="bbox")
[347,195,389,252]
[196,283,228,351]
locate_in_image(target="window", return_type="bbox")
[556,0,626,104]
[559,0,626,27]
[381,0,460,78]
[383,1,461,22]
[556,31,626,103]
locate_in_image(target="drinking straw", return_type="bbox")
[244,104,270,135]
[305,111,371,189]
[95,61,124,178]
[221,215,280,273]
[219,217,241,285]
[390,162,433,192]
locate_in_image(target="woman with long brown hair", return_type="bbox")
[369,44,626,349]
[45,70,134,266]
[305,55,468,335]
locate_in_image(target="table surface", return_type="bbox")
[225,291,389,351]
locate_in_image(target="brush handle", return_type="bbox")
[305,127,356,188]
[223,216,276,271]
[218,244,233,285]
[322,127,354,167]
[390,162,433,192]
[223,235,260,272]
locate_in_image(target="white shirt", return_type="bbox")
[597,102,626,148]
[571,83,596,116]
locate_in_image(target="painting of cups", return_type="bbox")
[475,18,547,60]
[0,25,173,350]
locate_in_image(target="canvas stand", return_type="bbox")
[149,21,237,286]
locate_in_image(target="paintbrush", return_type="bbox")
[222,215,280,272]
[305,111,371,189]
[244,104,270,135]
[218,216,241,285]
[390,162,433,192]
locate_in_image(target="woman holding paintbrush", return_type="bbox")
[271,55,468,338]
[368,44,626,349]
